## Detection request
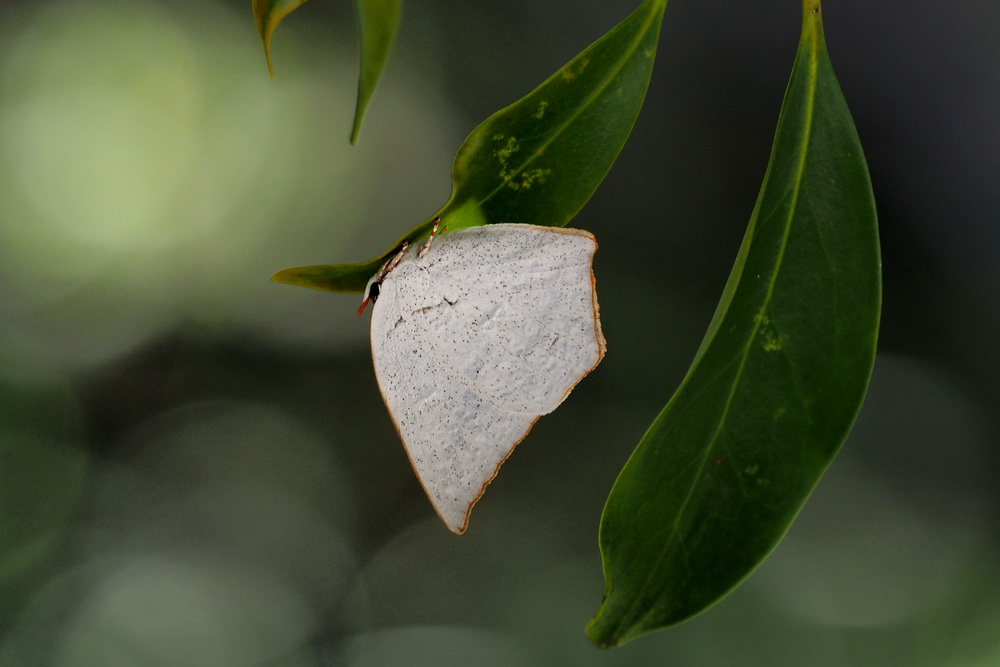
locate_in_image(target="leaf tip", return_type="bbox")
[584,612,631,650]
[270,267,300,285]
[351,0,401,145]
[349,114,362,145]
[263,47,276,79]
[272,265,332,290]
[584,621,610,650]
[253,0,310,79]
[270,262,374,294]
[584,590,632,650]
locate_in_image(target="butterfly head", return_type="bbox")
[357,274,382,316]
[358,240,412,316]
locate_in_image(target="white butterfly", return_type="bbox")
[359,221,606,533]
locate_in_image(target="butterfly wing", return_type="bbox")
[369,224,605,533]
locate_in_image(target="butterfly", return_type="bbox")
[359,220,605,533]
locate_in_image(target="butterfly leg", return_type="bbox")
[418,217,442,259]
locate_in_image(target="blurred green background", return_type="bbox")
[0,0,997,664]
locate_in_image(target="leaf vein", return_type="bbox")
[633,32,821,631]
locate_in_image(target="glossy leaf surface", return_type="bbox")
[273,0,667,293]
[587,0,881,647]
[351,0,401,144]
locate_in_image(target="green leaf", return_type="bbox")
[252,0,310,78]
[272,258,386,295]
[254,0,398,140]
[586,0,881,648]
[274,0,667,293]
[351,0,401,145]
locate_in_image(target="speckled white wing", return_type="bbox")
[369,224,605,533]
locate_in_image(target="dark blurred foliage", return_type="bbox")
[0,0,997,664]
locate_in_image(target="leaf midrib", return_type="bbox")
[614,31,821,640]
[472,1,664,213]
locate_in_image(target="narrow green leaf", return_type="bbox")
[587,0,881,648]
[273,0,667,293]
[351,0,401,145]
[271,258,384,295]
[252,0,310,78]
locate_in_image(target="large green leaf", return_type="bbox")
[273,0,667,293]
[351,0,401,145]
[586,0,881,648]
[252,0,309,78]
